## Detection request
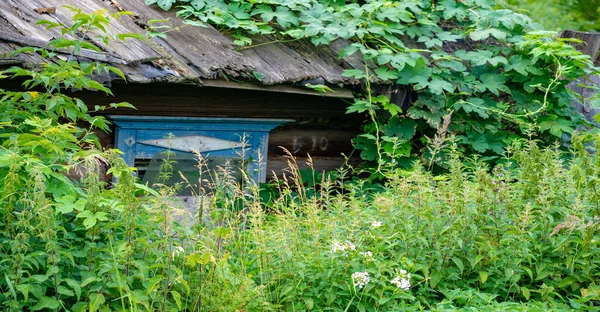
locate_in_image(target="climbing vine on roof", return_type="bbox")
[147,0,599,175]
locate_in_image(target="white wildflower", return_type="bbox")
[359,251,374,261]
[331,241,356,252]
[171,246,185,259]
[352,271,370,289]
[371,220,383,228]
[391,269,411,290]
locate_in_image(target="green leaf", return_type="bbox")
[57,285,75,297]
[31,297,61,311]
[252,71,265,81]
[427,78,454,95]
[66,279,82,300]
[479,271,489,284]
[538,115,574,137]
[505,55,541,75]
[16,284,34,302]
[81,277,101,288]
[382,101,402,117]
[470,28,507,41]
[89,293,105,312]
[342,69,367,79]
[171,291,182,309]
[115,33,146,41]
[374,67,398,81]
[189,0,206,11]
[457,50,507,67]
[252,5,276,22]
[383,118,416,140]
[4,274,17,300]
[463,131,506,154]
[455,98,490,119]
[182,19,206,27]
[397,58,432,89]
[452,257,464,274]
[479,73,508,96]
[521,286,531,300]
[56,195,87,214]
[430,271,442,288]
[77,211,98,229]
[156,0,176,11]
[303,297,314,310]
[346,99,372,114]
[274,7,298,28]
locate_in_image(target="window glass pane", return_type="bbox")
[141,152,243,196]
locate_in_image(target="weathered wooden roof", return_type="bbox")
[0,0,363,92]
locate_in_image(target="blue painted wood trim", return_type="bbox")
[108,115,292,183]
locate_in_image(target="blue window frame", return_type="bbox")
[110,116,292,186]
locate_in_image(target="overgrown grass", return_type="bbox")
[2,6,599,311]
[2,132,600,311]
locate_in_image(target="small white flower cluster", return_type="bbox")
[331,241,356,252]
[359,251,374,261]
[171,246,185,259]
[352,271,370,289]
[391,269,411,291]
[371,220,383,228]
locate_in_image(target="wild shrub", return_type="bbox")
[0,7,261,311]
[240,136,600,311]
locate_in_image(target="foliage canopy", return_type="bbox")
[504,0,600,32]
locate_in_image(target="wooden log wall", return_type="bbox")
[77,82,364,179]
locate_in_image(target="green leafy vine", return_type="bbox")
[148,0,600,175]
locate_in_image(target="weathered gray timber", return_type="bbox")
[560,30,600,124]
[0,0,365,87]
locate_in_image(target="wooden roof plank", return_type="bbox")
[0,0,161,64]
[0,0,368,95]
[117,0,255,78]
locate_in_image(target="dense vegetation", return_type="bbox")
[504,0,600,31]
[149,0,599,176]
[0,2,599,312]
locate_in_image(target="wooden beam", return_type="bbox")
[559,30,600,62]
[202,79,355,99]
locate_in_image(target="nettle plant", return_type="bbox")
[0,9,270,312]
[149,0,599,175]
[0,8,189,311]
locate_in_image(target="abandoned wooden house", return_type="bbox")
[3,1,600,192]
[0,0,380,187]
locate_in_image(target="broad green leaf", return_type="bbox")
[479,73,509,95]
[274,7,299,28]
[382,117,416,140]
[89,293,105,312]
[427,78,454,95]
[31,297,61,311]
[4,274,16,300]
[455,98,490,119]
[479,271,489,284]
[157,0,176,11]
[430,271,442,288]
[66,279,82,300]
[171,291,182,309]
[342,69,367,79]
[374,67,398,80]
[521,286,531,300]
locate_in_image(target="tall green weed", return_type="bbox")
[240,137,600,311]
[1,6,599,312]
